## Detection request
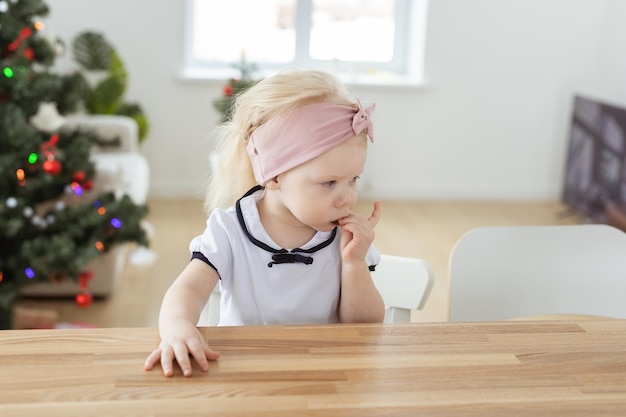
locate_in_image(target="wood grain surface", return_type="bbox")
[1,321,625,416]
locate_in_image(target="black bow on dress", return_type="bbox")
[267,253,314,268]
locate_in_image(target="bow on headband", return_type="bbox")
[246,99,376,185]
[352,99,375,141]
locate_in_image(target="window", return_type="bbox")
[183,0,428,85]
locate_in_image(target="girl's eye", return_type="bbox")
[322,180,336,187]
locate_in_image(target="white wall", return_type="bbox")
[596,0,626,102]
[43,0,626,201]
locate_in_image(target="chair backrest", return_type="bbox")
[372,254,435,323]
[449,224,626,322]
[197,254,434,326]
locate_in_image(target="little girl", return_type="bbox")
[145,69,385,377]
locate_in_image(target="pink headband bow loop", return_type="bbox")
[246,99,376,185]
[352,99,375,141]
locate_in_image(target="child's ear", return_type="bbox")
[265,177,279,190]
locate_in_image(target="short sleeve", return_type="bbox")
[188,208,235,279]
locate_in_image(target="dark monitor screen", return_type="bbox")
[562,95,626,225]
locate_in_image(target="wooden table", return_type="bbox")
[1,321,626,416]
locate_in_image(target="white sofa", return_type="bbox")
[21,115,150,298]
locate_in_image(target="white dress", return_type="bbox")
[189,187,380,326]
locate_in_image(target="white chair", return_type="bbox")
[372,254,435,323]
[198,254,435,326]
[449,224,626,322]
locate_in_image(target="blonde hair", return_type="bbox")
[205,69,355,213]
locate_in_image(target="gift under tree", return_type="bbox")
[0,0,149,329]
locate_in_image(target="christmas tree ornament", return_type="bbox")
[22,48,35,61]
[31,215,46,228]
[75,271,94,308]
[42,159,62,175]
[72,171,86,182]
[0,1,8,13]
[75,292,92,308]
[78,271,93,289]
[70,170,92,194]
[30,103,65,133]
[8,27,32,51]
[40,134,59,157]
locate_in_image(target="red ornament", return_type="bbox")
[40,134,59,157]
[75,292,92,308]
[75,270,93,307]
[78,271,94,289]
[72,171,86,183]
[43,159,62,175]
[22,48,34,61]
[223,84,234,96]
[82,180,93,191]
[8,27,32,52]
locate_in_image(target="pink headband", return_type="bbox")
[246,99,375,185]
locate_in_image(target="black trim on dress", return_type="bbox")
[236,186,338,267]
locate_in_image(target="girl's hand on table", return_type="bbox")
[144,323,220,377]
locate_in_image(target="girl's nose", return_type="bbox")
[336,187,356,208]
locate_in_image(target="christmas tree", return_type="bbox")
[0,0,149,328]
[213,53,259,123]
